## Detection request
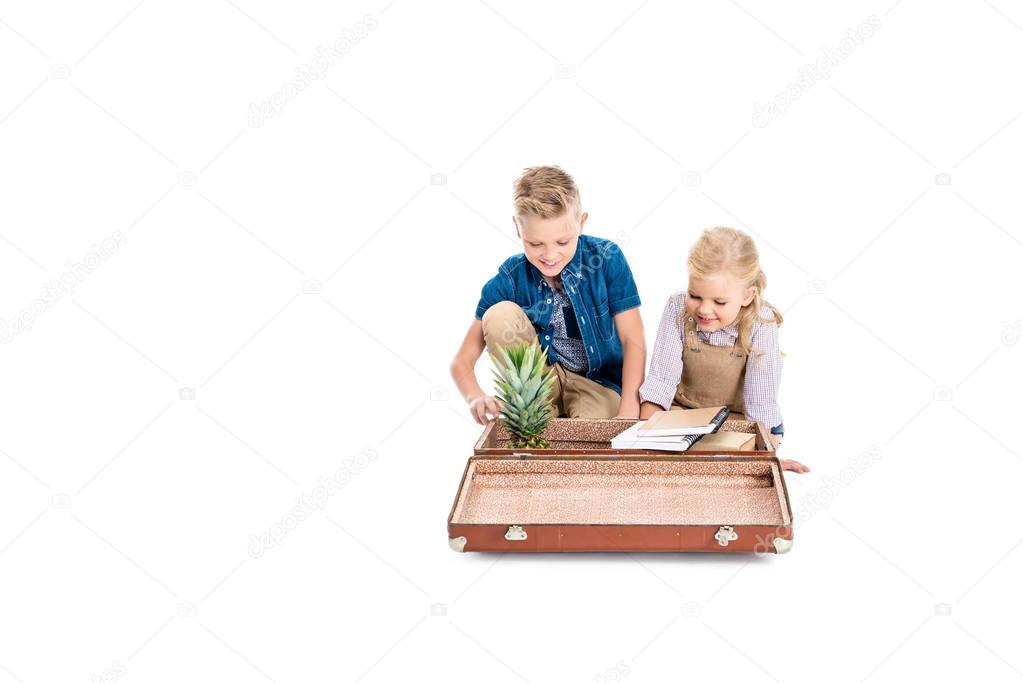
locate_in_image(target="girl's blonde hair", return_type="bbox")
[683,226,783,357]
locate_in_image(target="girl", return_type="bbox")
[638,226,809,473]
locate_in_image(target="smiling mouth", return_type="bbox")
[697,315,717,324]
[539,259,560,268]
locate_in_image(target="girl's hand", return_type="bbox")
[639,401,663,420]
[780,459,810,473]
[767,432,808,472]
[469,395,500,425]
[615,400,640,420]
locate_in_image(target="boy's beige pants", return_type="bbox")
[481,301,621,418]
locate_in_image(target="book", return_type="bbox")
[690,430,756,451]
[635,406,730,437]
[609,421,732,452]
[610,422,698,451]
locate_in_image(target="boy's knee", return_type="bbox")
[482,300,523,325]
[482,301,534,348]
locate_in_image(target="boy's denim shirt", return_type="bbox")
[475,234,641,394]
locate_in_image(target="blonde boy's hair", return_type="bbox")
[682,226,784,358]
[513,166,581,221]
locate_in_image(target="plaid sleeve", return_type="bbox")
[742,315,783,428]
[638,292,684,410]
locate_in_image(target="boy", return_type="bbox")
[450,166,646,424]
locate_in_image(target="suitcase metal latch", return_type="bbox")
[715,526,738,546]
[504,525,528,541]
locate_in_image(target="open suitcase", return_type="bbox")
[447,418,794,554]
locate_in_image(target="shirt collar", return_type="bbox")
[702,321,739,338]
[561,237,585,279]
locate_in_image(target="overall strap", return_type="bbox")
[681,300,701,353]
[729,325,747,358]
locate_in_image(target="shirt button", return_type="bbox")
[687,317,693,322]
[580,318,585,324]
[546,298,552,304]
[545,335,550,340]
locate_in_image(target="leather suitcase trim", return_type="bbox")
[447,451,794,554]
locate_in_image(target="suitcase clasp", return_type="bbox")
[504,525,528,541]
[715,525,738,546]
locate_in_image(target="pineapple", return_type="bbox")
[492,341,557,449]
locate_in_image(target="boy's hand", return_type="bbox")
[780,459,810,473]
[469,395,501,425]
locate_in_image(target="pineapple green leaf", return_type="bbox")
[491,340,554,449]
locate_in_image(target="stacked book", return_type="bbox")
[611,406,755,452]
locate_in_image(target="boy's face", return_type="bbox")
[514,208,588,281]
[686,274,756,332]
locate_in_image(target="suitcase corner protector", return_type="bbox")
[448,536,467,552]
[773,537,793,554]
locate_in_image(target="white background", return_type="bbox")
[2,1,1022,681]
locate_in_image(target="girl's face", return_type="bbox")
[686,273,756,332]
